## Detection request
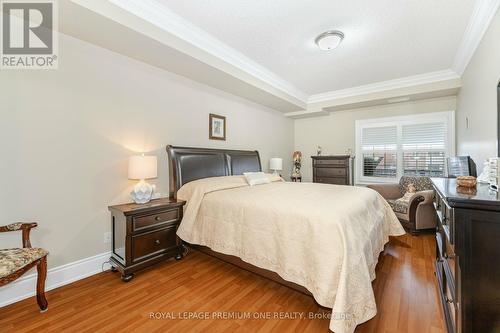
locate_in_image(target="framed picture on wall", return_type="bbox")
[209,113,226,140]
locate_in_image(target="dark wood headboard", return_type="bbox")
[166,145,262,198]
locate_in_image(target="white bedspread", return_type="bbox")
[176,175,404,333]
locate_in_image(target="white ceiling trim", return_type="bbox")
[108,0,309,102]
[307,70,460,104]
[452,0,500,75]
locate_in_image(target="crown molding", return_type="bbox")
[452,0,500,75]
[308,70,460,104]
[284,109,329,119]
[107,0,309,103]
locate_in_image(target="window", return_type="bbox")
[402,122,446,177]
[355,111,455,183]
[361,126,397,178]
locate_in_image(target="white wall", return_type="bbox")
[0,34,293,268]
[294,96,457,182]
[456,8,500,170]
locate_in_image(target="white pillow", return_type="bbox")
[243,172,271,186]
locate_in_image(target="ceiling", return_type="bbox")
[157,0,475,95]
[64,0,498,116]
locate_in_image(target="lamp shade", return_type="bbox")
[128,155,157,180]
[269,158,283,171]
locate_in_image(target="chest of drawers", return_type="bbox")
[431,178,500,333]
[311,155,353,185]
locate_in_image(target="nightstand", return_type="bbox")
[108,198,186,282]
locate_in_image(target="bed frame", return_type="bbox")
[166,145,312,296]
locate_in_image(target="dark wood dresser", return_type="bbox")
[431,178,500,333]
[108,198,186,282]
[311,155,353,185]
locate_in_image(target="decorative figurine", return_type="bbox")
[477,159,491,183]
[317,145,322,156]
[292,151,302,178]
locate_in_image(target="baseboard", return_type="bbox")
[0,251,111,308]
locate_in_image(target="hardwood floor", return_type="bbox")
[0,234,444,333]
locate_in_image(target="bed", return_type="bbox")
[166,145,404,333]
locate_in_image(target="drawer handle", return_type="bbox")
[155,216,161,221]
[155,239,161,245]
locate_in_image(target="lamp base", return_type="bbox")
[131,179,154,204]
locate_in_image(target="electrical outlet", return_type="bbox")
[104,232,112,244]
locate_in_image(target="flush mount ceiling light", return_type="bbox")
[315,30,344,51]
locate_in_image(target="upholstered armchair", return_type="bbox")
[0,222,48,311]
[367,176,437,234]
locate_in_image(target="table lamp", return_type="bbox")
[128,155,157,204]
[270,157,283,175]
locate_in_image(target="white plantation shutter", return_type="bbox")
[356,111,454,183]
[402,122,447,176]
[361,126,397,178]
[361,126,397,146]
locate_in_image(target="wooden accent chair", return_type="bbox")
[0,222,48,312]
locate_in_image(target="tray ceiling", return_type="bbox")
[158,0,475,95]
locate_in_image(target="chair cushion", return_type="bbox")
[0,248,48,278]
[399,176,433,196]
[387,198,409,214]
